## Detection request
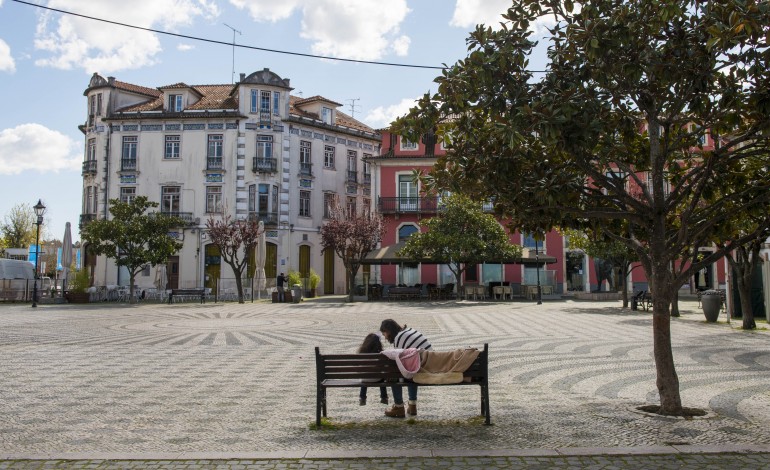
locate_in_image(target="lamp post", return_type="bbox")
[31,199,46,308]
[535,238,542,305]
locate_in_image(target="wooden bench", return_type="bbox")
[314,343,490,427]
[632,290,653,311]
[167,288,206,304]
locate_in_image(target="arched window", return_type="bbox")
[398,224,418,242]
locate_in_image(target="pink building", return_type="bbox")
[364,128,726,297]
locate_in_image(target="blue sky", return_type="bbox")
[0,0,534,243]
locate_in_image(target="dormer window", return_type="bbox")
[321,106,332,125]
[251,89,272,114]
[273,91,280,115]
[400,137,418,151]
[169,94,183,112]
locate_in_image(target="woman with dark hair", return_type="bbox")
[357,333,389,406]
[379,319,432,417]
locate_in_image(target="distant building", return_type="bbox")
[80,69,379,294]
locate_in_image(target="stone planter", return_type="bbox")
[701,293,721,322]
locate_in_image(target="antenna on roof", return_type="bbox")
[347,98,360,118]
[223,23,242,84]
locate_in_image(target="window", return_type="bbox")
[362,156,371,184]
[120,187,136,204]
[261,91,271,112]
[299,191,311,217]
[248,184,256,212]
[257,135,272,159]
[522,233,541,251]
[85,186,94,213]
[87,138,96,161]
[96,93,102,116]
[250,89,258,113]
[398,174,417,211]
[168,94,183,112]
[400,137,418,150]
[164,135,180,159]
[206,186,222,213]
[122,136,137,170]
[362,198,371,215]
[272,185,278,213]
[398,224,419,242]
[88,95,97,125]
[347,150,357,171]
[161,186,180,213]
[207,134,223,158]
[346,197,357,217]
[272,91,280,115]
[324,193,336,218]
[300,141,312,175]
[324,145,335,168]
[258,184,269,213]
[91,186,98,214]
[321,106,332,124]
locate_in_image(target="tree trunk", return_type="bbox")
[348,268,357,302]
[650,277,683,415]
[621,263,629,308]
[129,271,137,304]
[670,290,680,317]
[737,272,756,329]
[234,271,245,304]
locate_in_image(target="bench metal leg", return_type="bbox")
[316,387,323,427]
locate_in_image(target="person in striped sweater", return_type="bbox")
[379,319,432,418]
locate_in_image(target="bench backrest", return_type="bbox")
[315,343,488,382]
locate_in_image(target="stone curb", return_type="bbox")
[3,444,770,461]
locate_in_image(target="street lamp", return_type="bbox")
[31,199,45,308]
[535,238,542,305]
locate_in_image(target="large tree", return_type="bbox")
[395,0,770,415]
[1,203,37,248]
[320,198,384,302]
[398,193,522,290]
[205,214,264,303]
[81,197,184,303]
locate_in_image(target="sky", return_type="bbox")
[0,0,529,244]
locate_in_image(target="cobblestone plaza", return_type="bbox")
[2,297,770,467]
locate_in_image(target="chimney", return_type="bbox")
[239,73,245,82]
[107,76,115,85]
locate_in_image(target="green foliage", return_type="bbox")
[398,194,521,287]
[287,270,302,286]
[81,197,184,302]
[309,268,321,289]
[395,0,770,414]
[1,203,37,248]
[69,268,91,294]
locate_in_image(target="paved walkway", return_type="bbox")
[1,296,770,468]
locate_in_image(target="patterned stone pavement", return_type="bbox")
[2,296,770,468]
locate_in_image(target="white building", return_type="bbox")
[80,68,379,295]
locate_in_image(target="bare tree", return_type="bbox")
[205,214,264,303]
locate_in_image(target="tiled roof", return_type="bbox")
[294,95,343,107]
[116,84,237,112]
[158,82,190,89]
[288,96,375,133]
[113,80,162,98]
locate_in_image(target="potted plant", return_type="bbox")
[287,270,302,303]
[308,269,321,298]
[700,289,722,322]
[65,269,91,303]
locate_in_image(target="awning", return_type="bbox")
[361,243,558,266]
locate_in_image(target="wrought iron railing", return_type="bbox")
[300,162,313,176]
[252,157,277,173]
[377,197,440,214]
[120,158,137,171]
[207,157,223,170]
[82,160,97,175]
[248,211,279,226]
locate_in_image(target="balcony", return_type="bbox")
[252,157,277,173]
[378,197,440,215]
[299,162,313,176]
[82,160,97,176]
[79,213,96,229]
[248,211,279,226]
[159,211,196,225]
[207,156,223,170]
[120,158,137,171]
[346,170,358,183]
[362,173,371,185]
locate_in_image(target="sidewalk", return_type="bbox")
[1,297,769,468]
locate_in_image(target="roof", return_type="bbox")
[116,84,237,112]
[112,80,162,98]
[293,95,343,107]
[288,96,375,134]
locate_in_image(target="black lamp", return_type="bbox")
[31,199,46,308]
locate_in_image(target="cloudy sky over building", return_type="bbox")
[0,0,532,242]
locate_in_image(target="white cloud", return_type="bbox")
[0,38,15,72]
[364,97,419,129]
[230,0,411,60]
[450,0,512,29]
[450,0,557,33]
[0,124,81,175]
[34,0,220,73]
[177,43,195,51]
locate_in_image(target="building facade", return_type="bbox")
[80,69,378,295]
[367,129,728,296]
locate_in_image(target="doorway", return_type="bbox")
[167,256,179,290]
[204,244,220,294]
[566,251,584,291]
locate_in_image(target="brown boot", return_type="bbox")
[384,405,405,418]
[407,403,417,416]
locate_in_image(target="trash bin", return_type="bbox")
[292,284,302,303]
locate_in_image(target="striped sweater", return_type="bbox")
[393,327,432,351]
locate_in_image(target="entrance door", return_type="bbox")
[204,244,221,294]
[167,256,179,290]
[324,248,335,294]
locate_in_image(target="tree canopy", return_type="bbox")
[1,203,37,249]
[81,197,184,303]
[205,214,264,303]
[320,198,384,302]
[395,0,770,415]
[398,193,522,288]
